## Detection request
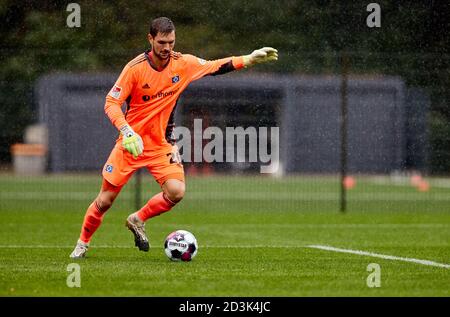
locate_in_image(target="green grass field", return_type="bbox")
[0,173,449,296]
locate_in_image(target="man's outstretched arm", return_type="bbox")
[186,47,278,80]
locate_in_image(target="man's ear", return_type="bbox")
[147,33,153,44]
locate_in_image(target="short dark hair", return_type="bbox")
[149,17,175,37]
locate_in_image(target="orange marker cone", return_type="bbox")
[410,174,422,187]
[417,180,430,192]
[343,176,356,190]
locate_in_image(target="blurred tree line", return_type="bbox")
[1,0,449,173]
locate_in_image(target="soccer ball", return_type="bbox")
[164,230,198,262]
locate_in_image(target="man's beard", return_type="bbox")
[154,49,170,60]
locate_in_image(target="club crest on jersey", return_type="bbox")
[172,75,180,84]
[197,58,206,65]
[105,164,113,173]
[109,85,122,99]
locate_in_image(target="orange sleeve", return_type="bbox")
[104,64,136,130]
[184,54,245,82]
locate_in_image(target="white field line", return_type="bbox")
[141,223,449,229]
[101,223,448,229]
[0,245,299,249]
[367,176,450,188]
[1,244,449,269]
[432,179,450,188]
[307,245,450,269]
[1,191,449,201]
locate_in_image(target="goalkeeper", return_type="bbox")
[70,17,278,258]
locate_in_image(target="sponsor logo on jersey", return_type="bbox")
[105,164,113,173]
[144,88,179,101]
[109,85,122,99]
[171,75,180,83]
[141,89,181,103]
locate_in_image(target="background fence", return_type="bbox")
[0,2,449,213]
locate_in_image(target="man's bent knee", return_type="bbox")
[95,178,122,211]
[166,189,184,203]
[96,190,119,211]
[163,179,185,203]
